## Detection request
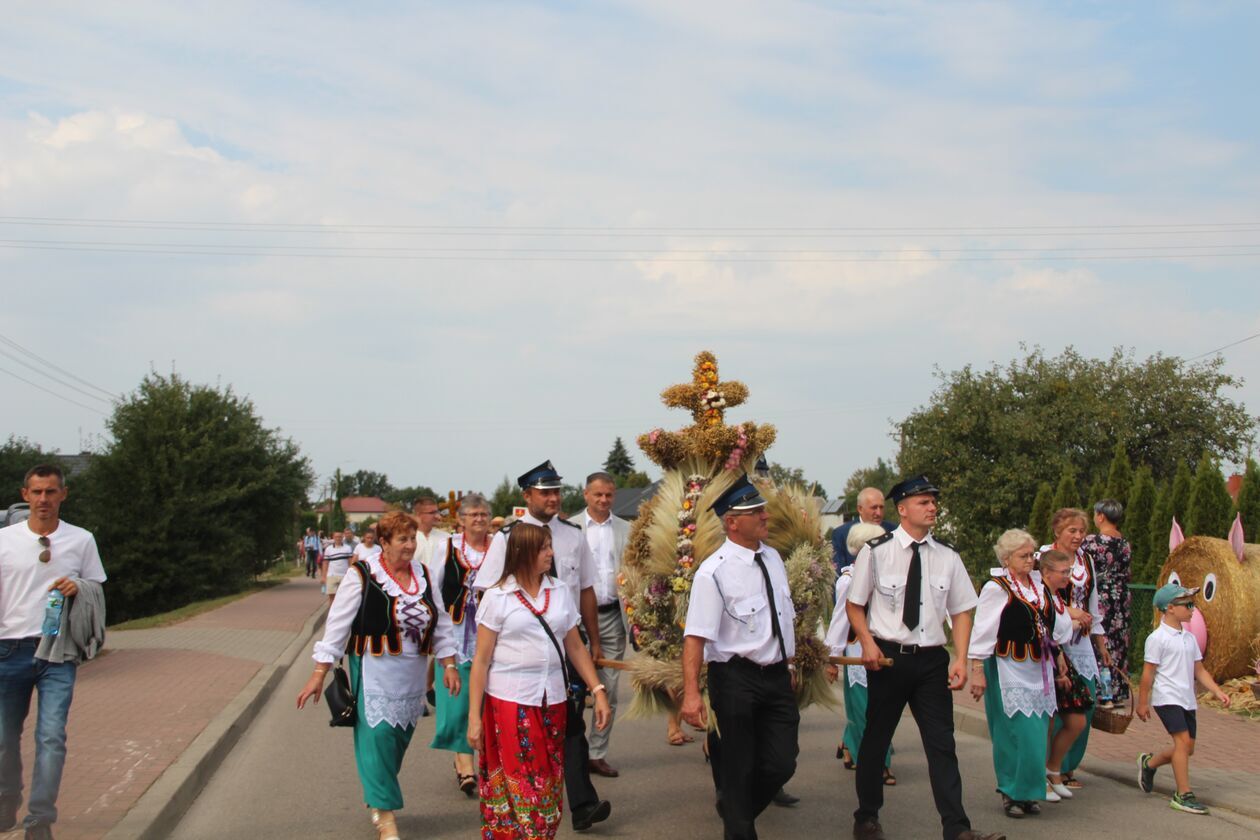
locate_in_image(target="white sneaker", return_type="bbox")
[1046,771,1074,799]
[1045,784,1062,803]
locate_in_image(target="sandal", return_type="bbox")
[838,745,856,769]
[668,729,694,746]
[882,767,897,786]
[458,772,477,797]
[1022,800,1041,816]
[1001,792,1024,819]
[1062,773,1084,789]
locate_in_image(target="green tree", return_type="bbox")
[1104,443,1134,504]
[561,484,586,516]
[1051,466,1082,516]
[1141,482,1173,584]
[842,457,900,520]
[76,373,312,622]
[1087,474,1106,517]
[382,484,438,509]
[1028,482,1054,545]
[895,346,1255,567]
[1186,453,1233,538]
[0,436,59,510]
[489,476,524,518]
[1169,462,1193,524]
[616,471,652,489]
[1235,458,1260,538]
[603,437,635,477]
[338,469,393,498]
[1125,466,1156,577]
[767,462,827,498]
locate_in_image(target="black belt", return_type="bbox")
[875,638,943,656]
[598,602,621,614]
[711,655,788,673]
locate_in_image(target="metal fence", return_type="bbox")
[1128,583,1158,673]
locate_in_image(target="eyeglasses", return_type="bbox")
[38,536,51,563]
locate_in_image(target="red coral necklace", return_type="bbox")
[515,588,550,616]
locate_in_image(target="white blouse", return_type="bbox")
[479,575,580,706]
[313,557,457,728]
[429,534,491,664]
[969,569,1071,718]
[823,570,867,688]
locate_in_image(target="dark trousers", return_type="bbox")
[564,684,599,813]
[305,549,319,577]
[855,642,970,840]
[709,658,800,840]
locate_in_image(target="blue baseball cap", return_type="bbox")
[1153,583,1199,611]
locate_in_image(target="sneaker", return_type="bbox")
[1044,784,1061,803]
[1170,791,1209,815]
[1137,753,1156,794]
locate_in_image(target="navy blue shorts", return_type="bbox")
[1154,705,1197,739]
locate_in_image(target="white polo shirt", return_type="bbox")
[684,538,796,666]
[322,543,355,577]
[847,526,977,647]
[1144,620,1203,710]
[0,520,107,638]
[352,542,382,564]
[479,575,580,705]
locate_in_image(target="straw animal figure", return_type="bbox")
[619,351,835,716]
[1159,514,1260,682]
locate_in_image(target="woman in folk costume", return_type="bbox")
[824,522,894,784]
[1040,508,1112,790]
[429,493,494,797]
[468,524,610,840]
[968,531,1073,818]
[298,511,460,840]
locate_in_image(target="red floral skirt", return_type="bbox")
[479,695,566,839]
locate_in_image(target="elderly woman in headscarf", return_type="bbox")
[968,530,1073,818]
[297,511,460,840]
[825,521,894,783]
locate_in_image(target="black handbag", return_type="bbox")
[324,566,369,727]
[529,607,584,736]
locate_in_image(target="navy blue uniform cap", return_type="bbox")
[886,475,940,504]
[710,474,767,517]
[518,460,564,490]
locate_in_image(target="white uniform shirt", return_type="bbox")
[474,513,595,615]
[847,526,977,647]
[824,569,866,687]
[0,520,107,639]
[1144,621,1202,710]
[322,543,355,577]
[684,538,796,666]
[478,574,580,705]
[416,527,450,569]
[582,512,619,606]
[353,542,382,564]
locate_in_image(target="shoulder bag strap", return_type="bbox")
[527,605,575,695]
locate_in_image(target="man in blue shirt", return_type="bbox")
[830,487,894,572]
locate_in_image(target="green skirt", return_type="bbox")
[350,654,415,810]
[842,676,891,768]
[430,660,474,754]
[982,658,1050,802]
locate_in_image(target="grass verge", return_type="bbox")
[108,561,305,630]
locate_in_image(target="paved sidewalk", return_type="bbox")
[2,577,326,840]
[957,687,1260,819]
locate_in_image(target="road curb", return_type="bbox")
[103,592,328,840]
[952,701,1260,822]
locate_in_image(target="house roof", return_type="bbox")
[612,481,661,519]
[341,496,390,514]
[821,497,847,515]
[54,452,94,478]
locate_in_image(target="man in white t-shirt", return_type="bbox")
[0,464,107,838]
[320,531,355,605]
[411,496,450,569]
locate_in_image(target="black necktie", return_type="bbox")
[753,552,788,664]
[902,541,925,630]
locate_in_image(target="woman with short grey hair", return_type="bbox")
[1080,498,1132,706]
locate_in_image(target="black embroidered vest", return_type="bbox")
[348,560,439,656]
[440,539,471,625]
[993,576,1055,662]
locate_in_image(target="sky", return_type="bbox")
[2,1,1258,500]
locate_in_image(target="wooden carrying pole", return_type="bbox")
[593,655,892,670]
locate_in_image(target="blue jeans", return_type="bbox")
[0,637,77,827]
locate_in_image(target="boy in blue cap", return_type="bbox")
[1136,582,1232,815]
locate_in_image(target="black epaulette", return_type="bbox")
[932,536,956,551]
[557,517,582,529]
[866,532,895,549]
[500,521,517,534]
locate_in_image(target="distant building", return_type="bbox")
[53,452,95,479]
[820,497,849,535]
[612,481,661,520]
[339,496,393,525]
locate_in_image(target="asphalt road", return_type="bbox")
[171,654,1260,840]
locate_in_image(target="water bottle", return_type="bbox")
[42,589,65,637]
[1098,666,1113,703]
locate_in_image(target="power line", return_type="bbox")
[3,243,1259,263]
[0,364,108,416]
[0,346,113,404]
[1187,331,1260,361]
[0,332,118,399]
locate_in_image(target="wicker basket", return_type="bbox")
[1091,671,1134,735]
